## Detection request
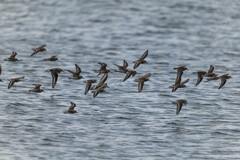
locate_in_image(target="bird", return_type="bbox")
[205,65,217,77]
[43,56,58,61]
[173,66,187,83]
[45,68,63,88]
[67,64,83,80]
[29,84,44,93]
[193,71,206,86]
[92,83,109,97]
[123,70,136,82]
[4,52,19,61]
[91,73,108,90]
[8,76,24,89]
[170,79,189,92]
[96,62,110,75]
[218,74,232,89]
[84,79,97,95]
[64,102,77,114]
[31,44,47,56]
[133,50,148,69]
[134,73,151,92]
[114,60,128,73]
[172,99,188,115]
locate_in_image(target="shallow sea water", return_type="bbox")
[0,0,240,159]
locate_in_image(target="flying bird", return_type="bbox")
[8,76,24,89]
[84,79,97,95]
[4,52,19,61]
[31,44,47,56]
[114,60,128,73]
[134,73,151,92]
[29,84,44,93]
[45,68,63,88]
[172,99,188,115]
[133,50,148,69]
[67,64,83,80]
[64,102,77,114]
[123,70,136,82]
[218,74,232,89]
[43,56,58,61]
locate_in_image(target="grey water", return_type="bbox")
[0,0,240,159]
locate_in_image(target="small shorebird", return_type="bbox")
[31,44,47,56]
[205,65,217,77]
[173,66,187,83]
[96,62,110,75]
[172,99,187,115]
[43,56,58,61]
[64,102,77,114]
[114,60,128,73]
[4,52,19,61]
[92,83,109,97]
[29,84,44,93]
[84,79,97,95]
[67,64,83,80]
[134,73,151,92]
[193,71,206,86]
[91,73,108,90]
[8,76,24,89]
[218,74,232,89]
[123,70,136,82]
[45,68,63,88]
[133,50,148,69]
[170,79,189,92]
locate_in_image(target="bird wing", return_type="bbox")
[181,78,189,84]
[143,73,151,78]
[138,80,144,92]
[123,60,128,68]
[208,65,214,73]
[176,101,183,115]
[133,61,140,69]
[69,102,76,110]
[196,75,203,86]
[31,51,38,56]
[123,72,131,82]
[175,71,183,83]
[139,50,148,60]
[75,64,81,74]
[51,71,58,88]
[84,81,91,95]
[218,78,226,89]
[8,80,15,89]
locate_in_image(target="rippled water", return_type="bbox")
[1,0,240,159]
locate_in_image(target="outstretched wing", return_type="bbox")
[176,101,183,115]
[196,75,203,86]
[123,60,128,68]
[218,78,226,89]
[208,65,214,73]
[138,80,144,92]
[51,72,58,88]
[139,50,148,60]
[75,64,81,75]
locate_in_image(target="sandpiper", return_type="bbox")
[67,64,83,80]
[64,102,77,114]
[96,62,110,75]
[29,84,44,93]
[43,56,58,61]
[134,73,151,92]
[4,52,19,61]
[172,99,187,115]
[218,74,232,89]
[114,60,128,73]
[173,66,187,83]
[170,79,189,92]
[133,50,148,69]
[45,68,63,88]
[193,71,206,86]
[31,44,47,56]
[92,83,109,97]
[123,70,136,82]
[8,76,24,89]
[84,79,97,95]
[91,73,108,90]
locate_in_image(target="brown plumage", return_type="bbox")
[84,79,97,95]
[133,50,148,69]
[97,62,110,75]
[173,66,188,84]
[45,68,63,88]
[4,52,19,61]
[123,70,136,82]
[43,56,58,61]
[172,99,187,115]
[92,83,109,97]
[218,74,232,89]
[114,60,128,73]
[31,44,47,56]
[170,79,189,92]
[91,73,108,90]
[193,71,206,86]
[67,64,83,80]
[205,65,217,77]
[29,84,44,93]
[65,102,77,114]
[8,76,24,89]
[134,73,151,92]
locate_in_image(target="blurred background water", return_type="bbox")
[0,0,240,159]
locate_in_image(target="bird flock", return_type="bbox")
[0,45,232,115]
